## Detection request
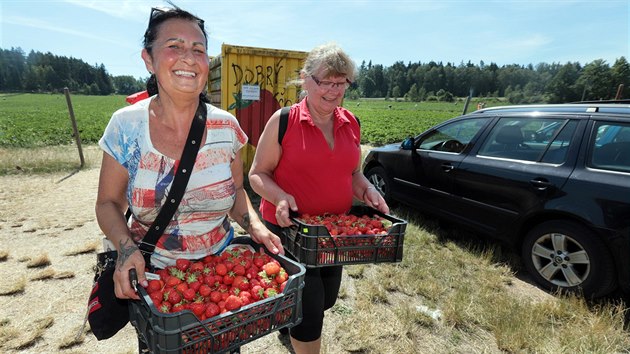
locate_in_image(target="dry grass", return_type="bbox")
[25,253,51,268]
[327,208,630,353]
[0,276,26,296]
[0,145,102,175]
[64,242,99,256]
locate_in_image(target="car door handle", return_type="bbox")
[530,178,553,191]
[441,163,455,172]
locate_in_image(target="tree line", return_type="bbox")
[0,47,145,95]
[1,46,629,104]
[350,57,629,103]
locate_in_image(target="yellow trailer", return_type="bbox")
[208,44,308,173]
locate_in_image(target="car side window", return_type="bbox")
[478,117,575,162]
[418,118,489,153]
[589,122,630,173]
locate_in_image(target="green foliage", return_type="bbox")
[344,99,467,146]
[0,93,127,147]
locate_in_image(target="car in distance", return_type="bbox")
[362,101,630,298]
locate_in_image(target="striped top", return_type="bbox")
[99,97,247,268]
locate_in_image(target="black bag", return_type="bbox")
[86,101,207,340]
[87,253,129,340]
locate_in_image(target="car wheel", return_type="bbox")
[521,220,617,298]
[365,166,396,206]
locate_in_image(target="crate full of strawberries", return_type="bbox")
[128,236,306,354]
[281,205,407,267]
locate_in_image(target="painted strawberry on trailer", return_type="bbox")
[228,89,281,147]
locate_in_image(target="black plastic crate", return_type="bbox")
[281,205,406,268]
[128,237,305,354]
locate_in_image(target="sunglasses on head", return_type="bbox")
[149,7,205,27]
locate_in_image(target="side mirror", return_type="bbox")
[401,136,414,150]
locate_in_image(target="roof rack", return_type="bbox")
[569,99,630,104]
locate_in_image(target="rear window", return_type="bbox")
[589,122,630,173]
[478,117,576,163]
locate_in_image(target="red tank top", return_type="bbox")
[260,98,361,224]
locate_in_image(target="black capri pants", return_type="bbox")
[265,221,343,342]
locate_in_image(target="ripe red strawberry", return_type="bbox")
[165,276,182,287]
[199,284,212,298]
[189,261,205,273]
[209,291,222,303]
[205,302,220,318]
[250,285,264,301]
[146,279,163,294]
[183,288,196,302]
[275,269,288,284]
[149,291,163,306]
[233,264,246,276]
[189,302,206,318]
[215,263,228,276]
[176,259,191,272]
[175,282,189,294]
[233,275,250,291]
[224,295,243,311]
[167,289,182,304]
[262,262,281,276]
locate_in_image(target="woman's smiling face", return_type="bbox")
[143,18,209,97]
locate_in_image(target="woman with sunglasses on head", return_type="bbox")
[95,3,282,315]
[248,43,389,354]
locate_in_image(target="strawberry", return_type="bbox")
[224,295,243,311]
[176,259,191,272]
[146,279,163,294]
[167,289,182,304]
[264,288,278,298]
[209,291,222,303]
[183,288,196,302]
[205,302,220,318]
[159,302,172,313]
[189,261,205,273]
[215,263,228,276]
[189,302,206,318]
[199,284,212,298]
[262,262,281,276]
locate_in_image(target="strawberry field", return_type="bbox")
[0,93,474,148]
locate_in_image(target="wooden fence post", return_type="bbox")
[64,87,85,168]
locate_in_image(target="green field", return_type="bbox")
[0,93,498,148]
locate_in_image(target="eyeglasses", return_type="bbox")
[149,7,205,27]
[310,75,351,90]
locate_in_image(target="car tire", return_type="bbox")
[365,166,396,206]
[521,220,617,298]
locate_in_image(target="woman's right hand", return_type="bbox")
[113,241,146,300]
[275,195,298,227]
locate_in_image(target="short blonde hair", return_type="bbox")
[301,42,356,82]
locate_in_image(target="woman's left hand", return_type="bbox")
[249,221,284,255]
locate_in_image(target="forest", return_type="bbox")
[1,46,629,104]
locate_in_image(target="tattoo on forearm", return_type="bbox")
[116,238,139,269]
[242,213,251,231]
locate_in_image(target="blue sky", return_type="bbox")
[1,0,628,80]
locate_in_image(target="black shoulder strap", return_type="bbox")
[136,101,207,265]
[277,107,359,144]
[278,106,291,145]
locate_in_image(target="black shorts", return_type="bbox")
[265,221,343,342]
